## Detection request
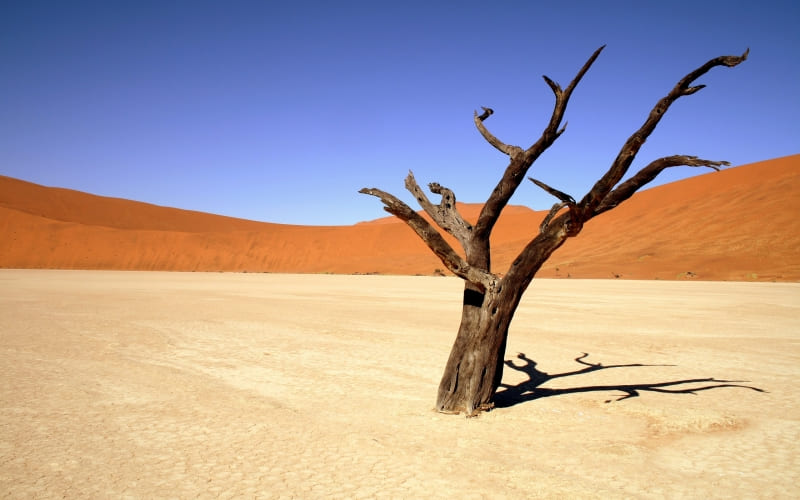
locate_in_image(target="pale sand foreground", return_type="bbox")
[1,271,798,499]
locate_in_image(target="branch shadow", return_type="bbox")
[493,352,766,408]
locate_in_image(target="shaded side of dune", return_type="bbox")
[1,155,798,281]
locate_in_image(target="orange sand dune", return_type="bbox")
[1,155,798,280]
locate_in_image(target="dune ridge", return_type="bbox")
[1,155,798,280]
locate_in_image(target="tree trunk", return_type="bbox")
[435,224,568,415]
[435,281,523,415]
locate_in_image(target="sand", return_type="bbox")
[1,270,797,498]
[2,155,799,280]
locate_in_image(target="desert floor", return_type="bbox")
[1,271,798,499]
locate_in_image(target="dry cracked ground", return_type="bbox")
[1,271,798,498]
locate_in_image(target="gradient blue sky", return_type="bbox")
[2,1,798,225]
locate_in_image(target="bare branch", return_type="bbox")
[560,45,607,100]
[529,177,578,233]
[556,121,568,137]
[403,171,473,247]
[539,202,569,233]
[501,209,578,289]
[542,75,561,96]
[477,107,493,121]
[578,48,748,217]
[534,45,605,152]
[529,177,576,204]
[429,183,471,233]
[594,155,729,216]
[677,49,750,92]
[358,187,496,289]
[475,45,606,240]
[683,85,706,96]
[473,107,524,157]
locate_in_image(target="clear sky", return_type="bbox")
[2,1,798,225]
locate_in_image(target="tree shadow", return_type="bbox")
[493,352,766,408]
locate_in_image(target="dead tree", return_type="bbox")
[360,46,747,416]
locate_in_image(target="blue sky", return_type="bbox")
[2,1,798,225]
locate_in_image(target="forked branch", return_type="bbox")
[474,107,523,157]
[594,155,729,215]
[534,45,605,153]
[404,171,473,247]
[529,177,579,234]
[359,187,496,289]
[579,49,749,218]
[475,45,606,240]
[538,202,571,234]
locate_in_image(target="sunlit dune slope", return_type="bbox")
[532,154,799,281]
[1,155,798,280]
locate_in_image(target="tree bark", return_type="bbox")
[435,286,516,415]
